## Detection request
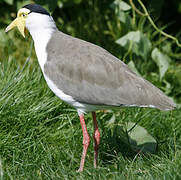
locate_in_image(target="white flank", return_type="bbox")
[44,74,101,114]
[44,74,77,105]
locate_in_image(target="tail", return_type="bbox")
[152,91,176,111]
[143,80,176,111]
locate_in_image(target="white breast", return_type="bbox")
[26,13,57,71]
[26,13,107,114]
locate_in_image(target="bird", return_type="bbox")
[5,4,176,172]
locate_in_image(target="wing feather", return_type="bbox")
[44,31,176,110]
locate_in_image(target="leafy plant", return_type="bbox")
[0,0,181,178]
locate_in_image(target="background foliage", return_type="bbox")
[1,0,181,103]
[0,0,181,179]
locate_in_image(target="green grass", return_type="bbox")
[0,0,181,179]
[0,1,180,179]
[0,56,181,179]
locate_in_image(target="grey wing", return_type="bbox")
[44,31,176,110]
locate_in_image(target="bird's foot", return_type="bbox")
[77,168,83,173]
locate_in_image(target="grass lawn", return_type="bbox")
[0,54,181,179]
[0,0,181,178]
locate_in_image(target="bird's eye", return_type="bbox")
[22,13,26,17]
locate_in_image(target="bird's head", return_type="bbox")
[5,4,56,38]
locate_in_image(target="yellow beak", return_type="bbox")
[5,17,26,38]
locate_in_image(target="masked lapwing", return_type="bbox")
[5,4,176,172]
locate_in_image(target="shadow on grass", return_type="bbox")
[99,125,158,167]
[100,129,136,164]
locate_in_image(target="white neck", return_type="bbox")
[26,13,57,71]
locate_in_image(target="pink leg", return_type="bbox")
[77,113,90,172]
[92,112,100,168]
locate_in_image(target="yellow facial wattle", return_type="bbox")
[5,8,30,38]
